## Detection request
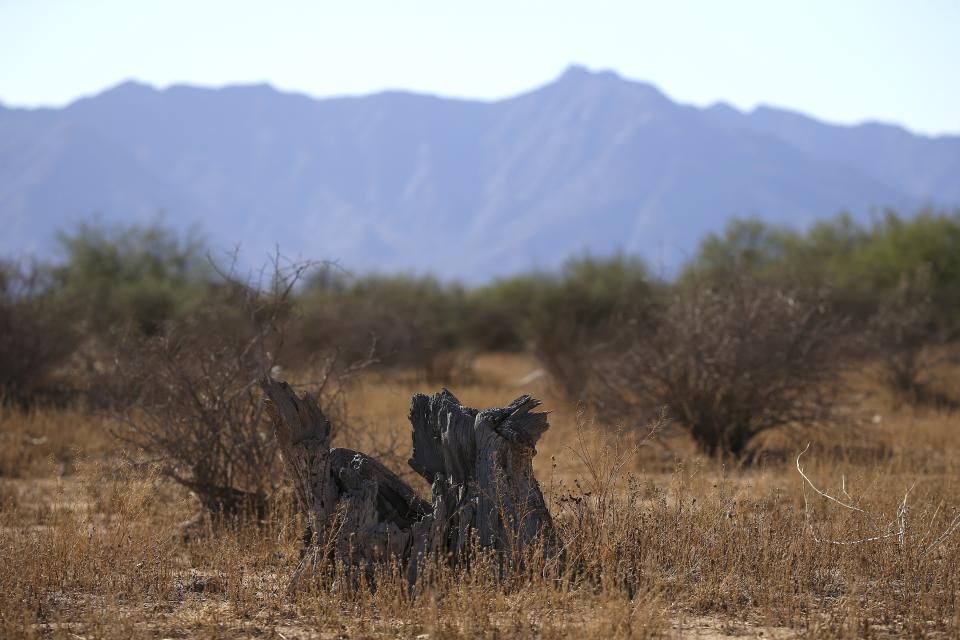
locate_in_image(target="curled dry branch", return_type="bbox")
[796,444,959,555]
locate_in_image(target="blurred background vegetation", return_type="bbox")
[3,208,958,459]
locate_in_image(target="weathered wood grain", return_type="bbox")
[259,378,559,591]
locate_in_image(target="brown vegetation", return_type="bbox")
[556,276,852,460]
[3,216,960,637]
[106,259,364,519]
[2,354,959,638]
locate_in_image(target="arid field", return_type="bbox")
[4,3,960,637]
[1,352,958,639]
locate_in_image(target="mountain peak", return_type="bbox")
[557,64,622,85]
[544,64,668,107]
[707,101,740,116]
[69,79,158,108]
[105,79,157,95]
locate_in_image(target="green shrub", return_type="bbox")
[469,255,661,391]
[686,208,960,329]
[296,271,469,378]
[54,221,209,335]
[0,261,78,407]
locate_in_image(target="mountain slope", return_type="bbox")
[0,66,956,278]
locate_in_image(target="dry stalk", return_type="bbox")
[795,443,959,553]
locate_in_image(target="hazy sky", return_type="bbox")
[2,0,958,135]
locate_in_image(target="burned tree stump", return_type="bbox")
[259,379,559,589]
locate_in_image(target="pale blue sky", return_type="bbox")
[1,0,958,134]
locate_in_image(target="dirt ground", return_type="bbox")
[2,353,958,638]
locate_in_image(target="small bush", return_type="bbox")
[590,274,850,459]
[0,261,78,407]
[686,208,960,328]
[297,271,468,378]
[55,221,208,336]
[477,255,660,398]
[111,258,353,518]
[869,267,957,407]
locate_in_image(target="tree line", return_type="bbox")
[2,208,958,467]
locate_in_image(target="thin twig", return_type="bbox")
[796,444,867,514]
[921,512,960,558]
[797,443,909,547]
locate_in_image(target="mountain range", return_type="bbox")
[2,65,958,280]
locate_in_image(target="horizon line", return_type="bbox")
[2,64,957,139]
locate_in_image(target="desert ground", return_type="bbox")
[2,352,958,638]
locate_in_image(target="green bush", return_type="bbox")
[0,261,78,407]
[54,221,209,335]
[469,254,659,347]
[846,210,960,327]
[4,208,956,413]
[470,255,661,398]
[686,208,960,330]
[297,270,469,377]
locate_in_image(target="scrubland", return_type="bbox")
[3,210,960,637]
[2,353,958,639]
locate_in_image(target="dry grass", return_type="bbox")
[1,353,959,638]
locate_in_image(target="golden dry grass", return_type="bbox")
[1,353,959,638]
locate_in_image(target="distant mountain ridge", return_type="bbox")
[1,65,958,279]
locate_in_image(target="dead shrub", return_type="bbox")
[589,274,851,459]
[110,256,359,519]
